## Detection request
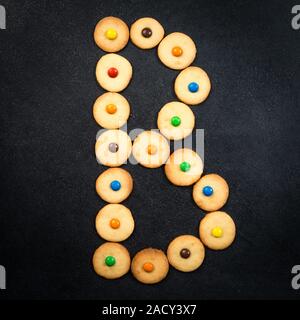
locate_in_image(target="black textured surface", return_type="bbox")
[0,0,300,300]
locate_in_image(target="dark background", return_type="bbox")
[0,0,299,300]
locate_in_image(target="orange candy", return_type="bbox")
[147,144,157,155]
[110,218,120,229]
[143,262,154,273]
[172,46,183,57]
[106,104,117,114]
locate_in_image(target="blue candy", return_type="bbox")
[188,82,199,93]
[202,186,213,196]
[110,180,121,191]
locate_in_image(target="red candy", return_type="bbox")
[107,67,118,78]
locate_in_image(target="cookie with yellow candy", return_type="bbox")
[175,66,211,105]
[96,53,133,92]
[96,168,133,203]
[165,148,203,186]
[95,129,132,167]
[95,204,135,242]
[131,248,169,284]
[93,92,130,129]
[132,130,170,168]
[92,242,131,279]
[158,32,196,70]
[193,174,229,211]
[157,101,195,140]
[167,235,205,272]
[130,17,165,49]
[199,211,236,250]
[94,16,129,52]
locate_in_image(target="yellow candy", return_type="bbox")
[211,227,223,238]
[105,28,118,40]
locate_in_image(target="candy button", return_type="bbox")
[106,104,117,114]
[211,227,223,238]
[110,180,121,191]
[105,28,118,40]
[203,186,213,197]
[172,46,183,57]
[180,248,191,259]
[143,262,154,273]
[141,27,152,38]
[180,161,191,172]
[110,218,120,229]
[108,142,119,153]
[107,67,118,78]
[105,256,116,267]
[188,82,199,93]
[170,116,181,127]
[147,144,157,155]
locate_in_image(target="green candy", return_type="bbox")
[105,256,116,267]
[171,116,181,127]
[180,161,191,172]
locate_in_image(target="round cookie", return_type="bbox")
[193,174,229,211]
[94,16,129,52]
[157,101,195,140]
[96,204,135,242]
[92,242,131,279]
[96,54,133,92]
[165,148,203,186]
[175,66,211,105]
[93,92,130,129]
[130,17,164,49]
[199,211,236,250]
[167,235,205,272]
[95,129,132,167]
[132,130,170,168]
[157,32,196,70]
[96,168,133,203]
[131,248,169,284]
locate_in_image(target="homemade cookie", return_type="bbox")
[130,17,164,49]
[193,174,229,211]
[96,204,135,242]
[93,92,130,129]
[157,101,195,140]
[165,148,203,186]
[132,130,170,168]
[94,16,129,52]
[131,248,169,284]
[95,129,132,167]
[96,53,133,92]
[158,32,196,70]
[175,66,211,105]
[93,242,131,279]
[199,211,236,250]
[96,168,133,203]
[167,235,205,272]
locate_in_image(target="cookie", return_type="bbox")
[131,248,169,284]
[93,92,130,129]
[96,53,133,92]
[199,211,236,250]
[165,148,203,186]
[95,204,135,242]
[193,174,229,211]
[130,17,164,49]
[132,130,170,168]
[94,16,129,52]
[175,66,211,105]
[157,101,195,140]
[167,235,205,272]
[157,32,196,70]
[96,168,133,203]
[95,129,132,167]
[92,242,131,279]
